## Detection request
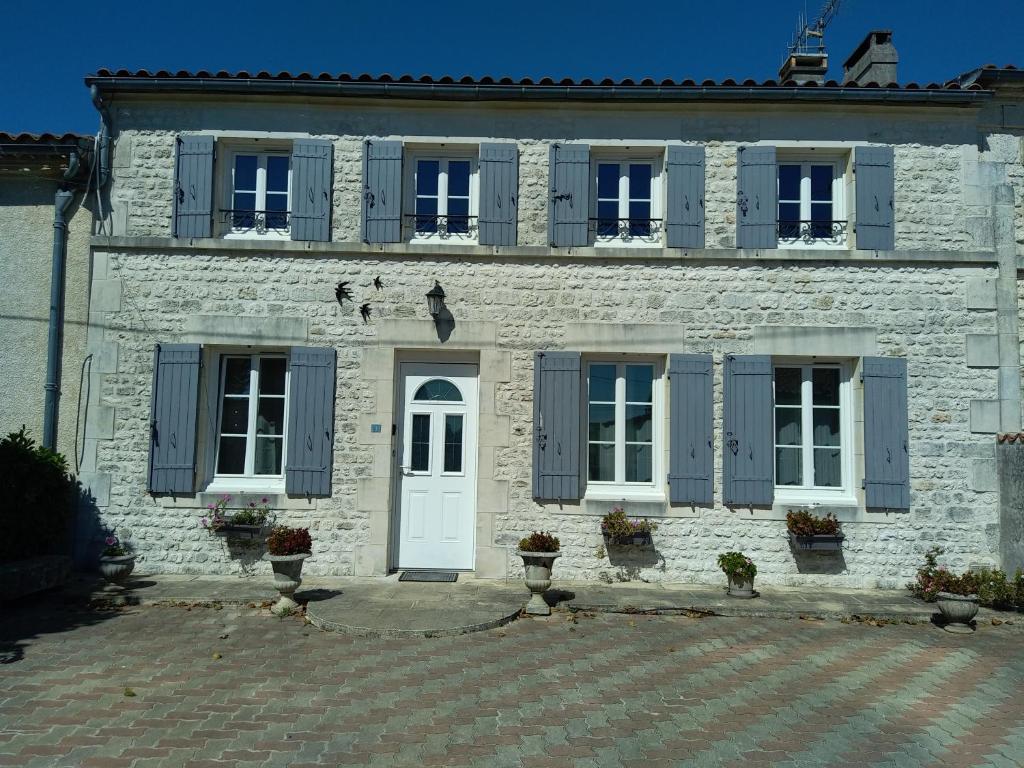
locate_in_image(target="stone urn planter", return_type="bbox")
[516,550,561,616]
[726,573,756,599]
[936,591,980,634]
[263,553,310,615]
[98,555,136,584]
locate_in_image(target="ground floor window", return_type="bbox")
[773,362,853,501]
[587,361,660,489]
[214,353,289,482]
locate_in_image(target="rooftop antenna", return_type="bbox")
[779,0,844,83]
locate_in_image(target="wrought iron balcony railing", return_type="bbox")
[589,217,664,241]
[220,209,290,234]
[405,213,478,238]
[777,219,848,245]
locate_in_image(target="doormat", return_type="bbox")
[398,571,458,583]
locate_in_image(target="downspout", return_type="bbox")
[42,180,77,450]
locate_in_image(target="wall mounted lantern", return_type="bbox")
[426,281,446,318]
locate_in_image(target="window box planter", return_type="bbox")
[788,532,845,551]
[214,524,270,540]
[602,531,653,547]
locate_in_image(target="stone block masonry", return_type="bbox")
[86,245,1001,588]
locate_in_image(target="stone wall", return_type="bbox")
[85,245,1000,587]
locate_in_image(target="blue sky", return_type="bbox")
[2,0,1021,134]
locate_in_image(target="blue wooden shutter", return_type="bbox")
[855,146,895,250]
[668,354,713,503]
[478,143,518,246]
[533,352,581,500]
[735,146,777,249]
[863,356,910,509]
[173,135,215,238]
[548,144,590,247]
[147,343,201,494]
[285,347,337,497]
[362,140,403,243]
[722,354,774,506]
[290,138,333,242]
[666,146,705,248]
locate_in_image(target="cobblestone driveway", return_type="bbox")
[2,602,1023,767]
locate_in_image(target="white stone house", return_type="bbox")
[76,37,1024,587]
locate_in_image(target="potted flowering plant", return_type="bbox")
[200,495,273,539]
[718,551,757,598]
[98,533,135,583]
[262,526,312,615]
[786,510,844,551]
[908,548,980,633]
[601,507,657,546]
[515,531,561,615]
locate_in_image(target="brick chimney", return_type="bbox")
[779,52,829,85]
[843,30,899,85]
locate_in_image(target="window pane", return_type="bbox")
[416,160,439,195]
[220,399,249,434]
[814,448,842,487]
[217,436,246,474]
[588,444,615,482]
[256,398,284,436]
[447,160,470,197]
[414,379,462,401]
[812,368,839,406]
[223,358,251,394]
[234,155,257,190]
[259,358,286,396]
[625,404,652,442]
[628,200,651,237]
[775,407,801,446]
[597,163,619,198]
[415,195,437,233]
[778,202,801,238]
[232,192,256,227]
[597,200,618,236]
[625,365,653,403]
[266,192,288,211]
[628,164,651,199]
[625,444,652,483]
[266,156,289,193]
[447,196,469,234]
[410,414,430,472]
[810,202,833,222]
[444,414,463,473]
[589,364,616,402]
[774,368,801,405]
[776,447,802,486]
[254,437,283,475]
[810,165,833,201]
[778,164,800,200]
[588,403,616,442]
[812,408,840,447]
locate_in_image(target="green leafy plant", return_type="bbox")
[518,531,560,552]
[717,551,757,580]
[200,495,272,533]
[786,510,842,537]
[908,547,1024,606]
[266,526,312,556]
[601,507,658,543]
[0,427,75,562]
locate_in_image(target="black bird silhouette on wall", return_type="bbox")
[335,281,352,306]
[359,303,372,324]
[373,275,384,291]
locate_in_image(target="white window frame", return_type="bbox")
[583,358,665,500]
[221,147,293,241]
[207,352,290,493]
[772,360,856,505]
[404,151,479,243]
[590,155,663,247]
[776,154,847,250]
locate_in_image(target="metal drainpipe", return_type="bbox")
[42,183,77,450]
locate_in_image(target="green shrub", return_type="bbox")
[717,551,757,580]
[600,507,657,543]
[786,510,841,536]
[0,427,75,562]
[908,547,1024,609]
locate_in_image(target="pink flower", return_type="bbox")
[200,517,208,526]
[207,503,215,510]
[261,497,268,503]
[105,536,117,546]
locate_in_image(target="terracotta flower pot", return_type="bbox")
[516,550,561,616]
[726,573,756,599]
[936,591,979,633]
[263,552,310,615]
[98,555,136,584]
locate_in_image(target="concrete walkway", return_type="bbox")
[61,572,979,637]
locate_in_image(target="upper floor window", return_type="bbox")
[777,157,847,248]
[773,362,854,503]
[223,150,292,239]
[406,154,478,242]
[212,353,289,490]
[592,158,662,246]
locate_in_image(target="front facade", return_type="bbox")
[76,49,1024,586]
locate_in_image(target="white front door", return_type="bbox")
[396,363,478,570]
